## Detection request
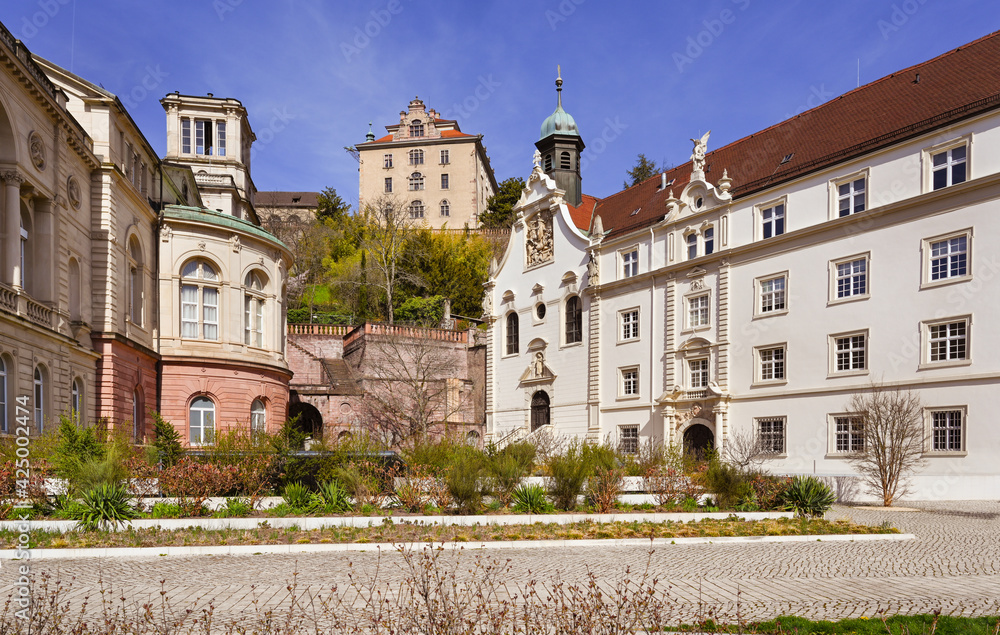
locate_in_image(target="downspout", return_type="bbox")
[154,162,164,416]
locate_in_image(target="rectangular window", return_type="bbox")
[759,275,786,314]
[689,358,709,388]
[384,177,392,193]
[686,233,697,260]
[929,320,967,362]
[704,227,714,255]
[759,346,785,381]
[181,118,191,154]
[440,149,450,164]
[619,425,639,454]
[195,120,213,155]
[441,174,449,189]
[834,415,864,453]
[931,409,963,451]
[688,295,709,328]
[932,145,967,190]
[621,367,639,396]
[621,309,639,341]
[216,122,226,156]
[757,418,785,454]
[930,236,967,281]
[621,249,639,278]
[838,177,866,217]
[181,285,198,338]
[834,334,866,372]
[202,287,219,340]
[761,203,785,239]
[836,258,867,298]
[384,153,393,168]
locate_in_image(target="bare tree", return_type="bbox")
[351,326,473,444]
[357,196,420,324]
[846,382,925,506]
[724,428,768,471]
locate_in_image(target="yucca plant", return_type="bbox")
[282,481,312,510]
[318,479,352,513]
[76,482,139,531]
[512,483,553,514]
[780,475,836,518]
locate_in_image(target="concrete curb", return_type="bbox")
[0,533,915,560]
[0,510,794,533]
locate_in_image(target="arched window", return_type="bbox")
[33,366,45,433]
[133,388,142,442]
[408,121,424,137]
[189,396,215,445]
[71,377,83,425]
[250,399,266,433]
[0,356,7,433]
[409,200,425,219]
[408,149,424,165]
[408,172,424,191]
[565,296,582,344]
[244,270,266,348]
[128,236,144,326]
[505,312,519,355]
[543,154,552,173]
[181,259,220,340]
[466,430,480,446]
[68,258,81,322]
[439,200,450,217]
[560,151,571,170]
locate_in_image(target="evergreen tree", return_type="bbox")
[152,412,184,468]
[624,153,661,188]
[479,177,525,229]
[315,187,353,223]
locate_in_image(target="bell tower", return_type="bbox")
[535,67,585,207]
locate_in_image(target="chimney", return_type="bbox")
[660,172,667,190]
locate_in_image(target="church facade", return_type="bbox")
[485,35,1000,500]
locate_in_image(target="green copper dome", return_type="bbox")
[539,69,579,140]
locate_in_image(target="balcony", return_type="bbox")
[0,282,54,330]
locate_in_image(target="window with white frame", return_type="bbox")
[925,318,969,363]
[383,153,393,168]
[0,356,6,433]
[619,424,639,454]
[384,177,393,193]
[620,309,639,341]
[929,408,964,452]
[180,260,220,340]
[71,378,82,425]
[833,333,867,373]
[505,312,519,355]
[620,367,639,397]
[621,248,639,278]
[837,177,866,217]
[757,345,786,382]
[409,200,425,219]
[181,119,226,156]
[931,145,967,190]
[686,233,697,260]
[181,119,191,154]
[439,200,450,217]
[758,274,786,315]
[244,270,266,348]
[408,121,424,137]
[251,399,266,434]
[756,417,785,454]
[440,149,450,164]
[761,203,785,239]
[832,255,868,300]
[128,236,144,327]
[565,295,583,344]
[216,122,226,156]
[833,415,864,453]
[924,233,969,285]
[409,172,424,191]
[704,227,715,255]
[441,174,449,189]
[189,396,216,445]
[33,366,45,433]
[687,294,709,329]
[408,149,424,165]
[689,358,709,389]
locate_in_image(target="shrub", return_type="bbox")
[618,438,670,476]
[781,475,836,518]
[214,497,252,518]
[158,458,238,516]
[333,461,390,509]
[512,483,552,514]
[150,502,182,518]
[587,465,626,513]
[486,441,535,506]
[681,497,699,513]
[392,465,432,512]
[703,458,745,510]
[151,412,184,468]
[446,448,485,514]
[547,440,593,511]
[283,481,312,509]
[318,479,352,513]
[76,482,139,531]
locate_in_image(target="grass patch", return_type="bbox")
[674,613,1000,634]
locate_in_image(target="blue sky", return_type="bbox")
[4,0,998,205]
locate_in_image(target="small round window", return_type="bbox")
[695,197,704,209]
[536,303,546,319]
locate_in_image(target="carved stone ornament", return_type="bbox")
[587,251,600,285]
[28,131,45,170]
[533,350,545,378]
[691,278,706,291]
[231,234,242,253]
[159,224,172,242]
[690,131,710,175]
[0,169,25,185]
[482,291,493,317]
[198,241,206,251]
[525,211,554,266]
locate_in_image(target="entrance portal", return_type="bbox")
[683,423,714,459]
[530,391,550,431]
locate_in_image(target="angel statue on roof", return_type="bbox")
[690,130,711,173]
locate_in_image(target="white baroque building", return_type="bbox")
[485,34,1000,500]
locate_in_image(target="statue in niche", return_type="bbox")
[533,351,545,378]
[482,291,493,318]
[690,130,711,174]
[525,212,553,266]
[587,252,599,285]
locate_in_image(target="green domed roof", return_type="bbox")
[539,69,579,140]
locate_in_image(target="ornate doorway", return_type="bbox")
[683,423,714,459]
[530,391,550,431]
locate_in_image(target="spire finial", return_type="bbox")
[365,121,375,142]
[556,65,563,109]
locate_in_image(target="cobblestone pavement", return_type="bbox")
[3,501,1000,626]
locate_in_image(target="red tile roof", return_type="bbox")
[566,194,599,232]
[589,31,1000,239]
[440,130,474,138]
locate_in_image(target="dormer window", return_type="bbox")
[409,121,424,137]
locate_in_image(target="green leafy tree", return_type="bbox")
[315,186,353,223]
[479,177,525,229]
[624,153,661,188]
[399,228,492,318]
[394,295,446,326]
